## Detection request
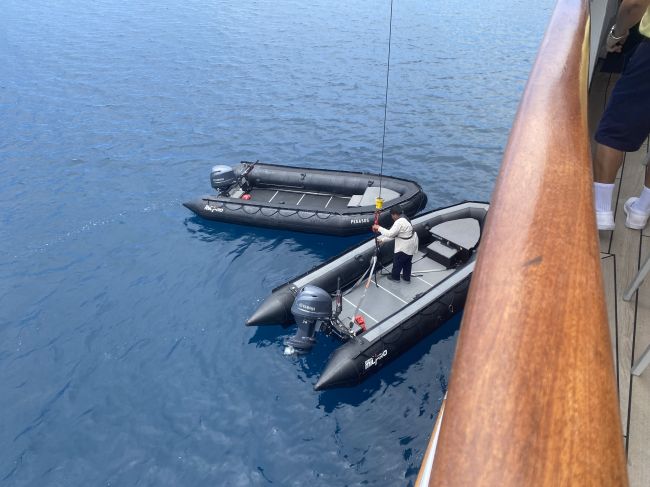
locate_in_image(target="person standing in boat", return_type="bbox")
[593,0,650,230]
[372,206,419,282]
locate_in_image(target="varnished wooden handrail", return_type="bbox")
[428,0,628,485]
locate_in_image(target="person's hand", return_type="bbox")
[606,25,629,52]
[371,224,379,232]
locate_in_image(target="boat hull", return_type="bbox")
[184,163,428,236]
[247,202,489,390]
[315,276,471,390]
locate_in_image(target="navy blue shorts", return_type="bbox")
[595,39,650,152]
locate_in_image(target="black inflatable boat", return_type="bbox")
[183,161,427,235]
[246,201,489,390]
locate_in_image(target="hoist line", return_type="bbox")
[378,0,394,197]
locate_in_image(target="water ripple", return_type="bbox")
[0,0,553,484]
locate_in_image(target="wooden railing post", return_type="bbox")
[428,0,628,484]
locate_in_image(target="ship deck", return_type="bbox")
[591,69,650,486]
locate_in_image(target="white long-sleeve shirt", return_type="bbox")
[378,217,419,256]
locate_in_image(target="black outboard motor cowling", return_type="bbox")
[286,285,332,352]
[210,165,237,193]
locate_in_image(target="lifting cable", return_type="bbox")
[372,0,395,281]
[377,0,394,202]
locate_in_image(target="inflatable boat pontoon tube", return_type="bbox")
[184,161,428,236]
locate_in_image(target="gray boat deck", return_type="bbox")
[339,251,452,329]
[339,218,480,331]
[591,69,650,486]
[248,187,352,210]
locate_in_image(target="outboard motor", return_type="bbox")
[210,165,237,194]
[286,285,333,353]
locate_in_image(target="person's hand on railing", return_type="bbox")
[606,25,629,52]
[606,0,650,52]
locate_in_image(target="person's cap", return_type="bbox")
[390,205,404,216]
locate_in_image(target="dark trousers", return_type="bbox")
[595,39,650,152]
[391,251,413,281]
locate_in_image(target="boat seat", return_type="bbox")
[347,186,400,207]
[426,219,480,267]
[425,240,460,267]
[347,194,364,207]
[429,219,480,251]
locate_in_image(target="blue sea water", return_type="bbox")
[1,0,553,485]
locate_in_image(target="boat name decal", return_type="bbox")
[364,349,388,370]
[204,204,224,213]
[350,218,370,224]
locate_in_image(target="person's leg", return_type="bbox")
[401,254,413,282]
[593,143,625,185]
[592,143,622,230]
[593,40,650,230]
[391,252,403,280]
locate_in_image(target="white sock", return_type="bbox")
[632,186,650,213]
[594,182,615,212]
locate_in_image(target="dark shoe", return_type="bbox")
[403,278,411,283]
[386,275,400,282]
